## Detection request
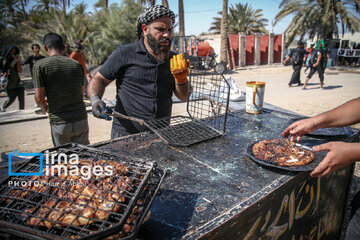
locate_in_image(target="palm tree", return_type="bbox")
[0,0,22,28]
[275,0,360,47]
[229,3,268,34]
[178,0,185,52]
[32,0,52,12]
[138,0,156,6]
[220,0,228,64]
[138,0,168,7]
[53,0,71,14]
[209,3,269,35]
[94,0,109,10]
[19,0,29,19]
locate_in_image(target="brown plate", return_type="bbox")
[245,141,325,172]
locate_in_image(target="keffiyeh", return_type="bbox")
[137,5,175,39]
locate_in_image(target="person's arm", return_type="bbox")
[87,72,111,99]
[69,51,77,60]
[283,56,291,65]
[13,55,22,73]
[282,97,360,142]
[87,71,112,119]
[174,82,189,101]
[22,56,30,66]
[34,87,47,114]
[313,51,322,67]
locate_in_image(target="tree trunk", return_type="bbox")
[63,1,66,14]
[162,0,169,8]
[220,0,228,65]
[179,0,185,52]
[20,0,27,19]
[105,0,109,9]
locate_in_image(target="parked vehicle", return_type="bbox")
[172,36,225,74]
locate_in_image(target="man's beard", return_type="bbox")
[147,32,172,61]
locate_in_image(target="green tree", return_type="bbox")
[53,0,71,14]
[88,0,143,64]
[19,0,29,19]
[94,0,109,10]
[32,0,52,13]
[209,3,269,35]
[138,0,156,6]
[0,0,22,28]
[275,0,360,47]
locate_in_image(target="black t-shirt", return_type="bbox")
[99,38,176,135]
[24,55,45,77]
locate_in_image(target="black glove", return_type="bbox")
[90,95,112,120]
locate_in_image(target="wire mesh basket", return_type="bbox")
[145,69,230,147]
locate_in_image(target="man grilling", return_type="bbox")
[88,5,190,138]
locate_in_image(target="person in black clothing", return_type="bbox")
[283,41,308,87]
[23,44,45,78]
[0,45,24,112]
[87,5,190,138]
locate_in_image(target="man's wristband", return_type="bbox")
[176,81,188,86]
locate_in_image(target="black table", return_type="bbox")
[91,107,358,240]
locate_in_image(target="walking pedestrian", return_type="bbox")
[283,41,308,87]
[23,44,45,79]
[0,46,24,112]
[303,40,327,90]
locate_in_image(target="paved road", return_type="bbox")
[1,65,359,154]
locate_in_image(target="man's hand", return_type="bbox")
[310,142,360,177]
[90,95,112,120]
[281,117,320,142]
[170,53,189,85]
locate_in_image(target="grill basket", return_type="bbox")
[145,70,230,147]
[0,144,164,240]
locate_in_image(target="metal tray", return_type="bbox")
[245,141,325,172]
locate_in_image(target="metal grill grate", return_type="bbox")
[145,116,222,147]
[143,70,230,147]
[0,144,159,240]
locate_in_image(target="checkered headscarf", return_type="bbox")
[137,5,175,39]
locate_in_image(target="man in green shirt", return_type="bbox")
[33,33,89,146]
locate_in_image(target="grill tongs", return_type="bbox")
[100,106,145,126]
[99,106,223,147]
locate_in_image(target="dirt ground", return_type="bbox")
[0,65,359,155]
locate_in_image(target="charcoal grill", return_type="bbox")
[111,70,230,147]
[0,143,164,240]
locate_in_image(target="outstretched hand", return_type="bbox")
[310,142,360,177]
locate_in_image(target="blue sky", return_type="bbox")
[28,0,292,35]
